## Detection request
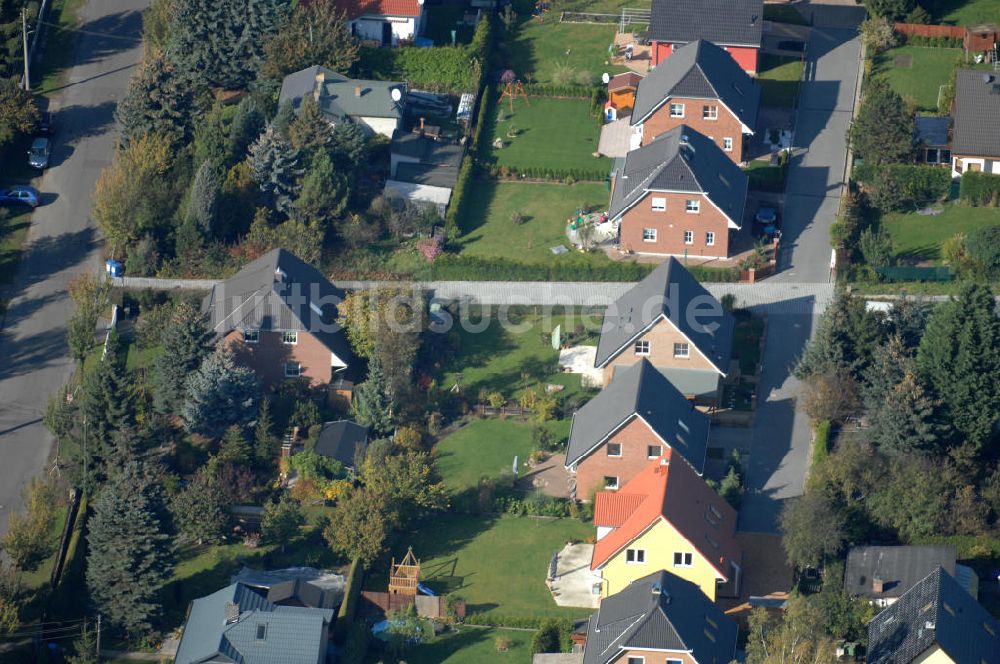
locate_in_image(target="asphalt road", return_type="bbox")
[737,3,865,533]
[0,0,145,534]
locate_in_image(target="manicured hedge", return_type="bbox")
[902,35,963,48]
[959,170,1000,206]
[523,83,600,98]
[483,163,609,182]
[333,558,365,642]
[445,159,476,239]
[428,255,739,283]
[853,163,951,205]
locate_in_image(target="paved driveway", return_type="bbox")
[0,0,145,533]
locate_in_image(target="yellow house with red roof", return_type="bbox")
[591,449,742,601]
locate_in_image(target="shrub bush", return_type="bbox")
[853,163,951,210]
[959,171,1000,206]
[965,226,1000,275]
[333,558,365,642]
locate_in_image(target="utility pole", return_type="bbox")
[21,9,30,91]
[96,614,102,661]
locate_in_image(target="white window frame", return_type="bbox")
[706,231,715,246]
[634,340,650,356]
[647,444,662,459]
[723,137,734,152]
[683,230,694,245]
[604,476,619,490]
[651,197,666,212]
[282,330,298,345]
[642,227,658,242]
[628,657,646,664]
[669,102,685,118]
[673,552,693,567]
[702,105,718,120]
[243,329,259,344]
[284,361,302,378]
[685,199,700,213]
[607,442,622,457]
[625,548,646,564]
[673,342,690,358]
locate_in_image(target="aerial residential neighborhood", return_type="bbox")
[0,0,999,662]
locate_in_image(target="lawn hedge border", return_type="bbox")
[959,171,1000,207]
[333,558,365,642]
[427,255,740,282]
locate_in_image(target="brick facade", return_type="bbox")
[601,317,718,388]
[611,650,697,664]
[640,96,748,164]
[617,190,734,258]
[574,416,675,499]
[653,41,759,74]
[225,329,337,388]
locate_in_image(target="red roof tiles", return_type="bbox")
[330,0,423,19]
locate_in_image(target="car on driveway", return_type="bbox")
[28,137,51,170]
[0,186,40,208]
[755,206,778,226]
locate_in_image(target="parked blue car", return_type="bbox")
[0,186,40,208]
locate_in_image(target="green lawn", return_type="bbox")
[366,514,592,617]
[435,419,570,494]
[884,204,1000,262]
[396,626,534,664]
[0,210,31,303]
[930,0,1000,25]
[458,181,611,259]
[506,19,619,86]
[746,159,787,193]
[438,310,597,402]
[36,0,86,94]
[758,54,803,108]
[873,46,961,112]
[487,96,610,173]
[763,3,808,25]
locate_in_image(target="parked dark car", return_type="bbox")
[0,186,40,208]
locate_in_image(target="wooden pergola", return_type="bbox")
[388,547,421,595]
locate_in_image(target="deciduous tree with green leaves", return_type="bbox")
[261,496,305,552]
[261,0,360,79]
[323,488,393,566]
[171,466,230,544]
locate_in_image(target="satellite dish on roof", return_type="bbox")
[391,88,403,102]
[602,72,610,84]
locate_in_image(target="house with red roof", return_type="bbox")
[591,450,741,601]
[332,0,426,46]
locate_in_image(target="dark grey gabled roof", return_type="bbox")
[313,420,369,468]
[608,126,748,228]
[279,65,404,123]
[867,567,1000,664]
[594,256,735,374]
[914,116,950,148]
[582,571,737,664]
[565,359,709,474]
[649,0,763,48]
[844,545,956,601]
[631,40,760,129]
[201,248,355,367]
[952,69,1000,157]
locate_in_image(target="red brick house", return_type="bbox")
[565,359,710,499]
[630,39,760,164]
[202,249,355,388]
[580,570,738,664]
[649,0,764,74]
[610,126,748,259]
[594,257,734,403]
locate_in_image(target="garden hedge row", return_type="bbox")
[852,162,951,205]
[901,35,963,48]
[333,558,365,642]
[446,159,476,239]
[429,255,654,281]
[522,83,601,98]
[959,171,1000,206]
[482,163,609,182]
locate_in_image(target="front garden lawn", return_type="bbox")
[435,419,571,494]
[486,97,610,173]
[437,309,597,402]
[458,181,610,260]
[883,204,1000,263]
[506,18,619,87]
[398,625,534,663]
[758,54,803,108]
[746,159,787,193]
[930,0,1000,25]
[873,46,961,112]
[366,513,592,617]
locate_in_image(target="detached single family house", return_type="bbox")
[385,128,465,217]
[332,0,425,46]
[591,450,741,601]
[610,126,749,259]
[867,567,1000,664]
[844,545,978,607]
[279,65,405,138]
[630,39,760,164]
[594,256,734,404]
[173,582,335,664]
[565,358,710,500]
[950,70,1000,177]
[581,571,738,664]
[202,248,355,388]
[648,0,764,74]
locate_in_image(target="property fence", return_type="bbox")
[876,266,953,282]
[560,11,619,24]
[894,22,964,39]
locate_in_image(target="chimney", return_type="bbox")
[274,267,287,283]
[651,582,661,595]
[355,85,363,98]
[420,116,425,133]
[224,601,240,625]
[313,71,325,101]
[872,577,884,594]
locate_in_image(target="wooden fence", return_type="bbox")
[894,22,964,39]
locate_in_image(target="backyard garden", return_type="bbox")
[872,45,962,112]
